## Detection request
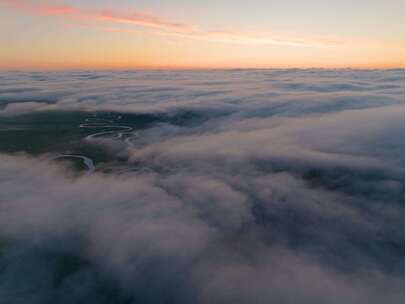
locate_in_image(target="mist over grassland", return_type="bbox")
[1,69,405,303]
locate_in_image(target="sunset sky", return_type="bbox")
[1,0,404,69]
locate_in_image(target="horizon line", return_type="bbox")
[1,66,405,72]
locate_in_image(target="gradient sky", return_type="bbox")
[1,0,404,69]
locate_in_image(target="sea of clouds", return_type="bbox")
[1,69,405,303]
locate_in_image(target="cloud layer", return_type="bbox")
[1,69,405,303]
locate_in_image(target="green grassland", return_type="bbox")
[0,110,163,170]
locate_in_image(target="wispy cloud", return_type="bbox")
[1,0,192,32]
[1,0,343,47]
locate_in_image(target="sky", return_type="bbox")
[0,0,405,69]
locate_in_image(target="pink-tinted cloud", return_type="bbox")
[1,0,193,32]
[0,0,343,47]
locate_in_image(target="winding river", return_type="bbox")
[51,155,95,173]
[53,114,137,173]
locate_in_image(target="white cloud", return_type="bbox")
[1,69,405,303]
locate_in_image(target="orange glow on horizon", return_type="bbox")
[1,59,404,72]
[0,0,404,70]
